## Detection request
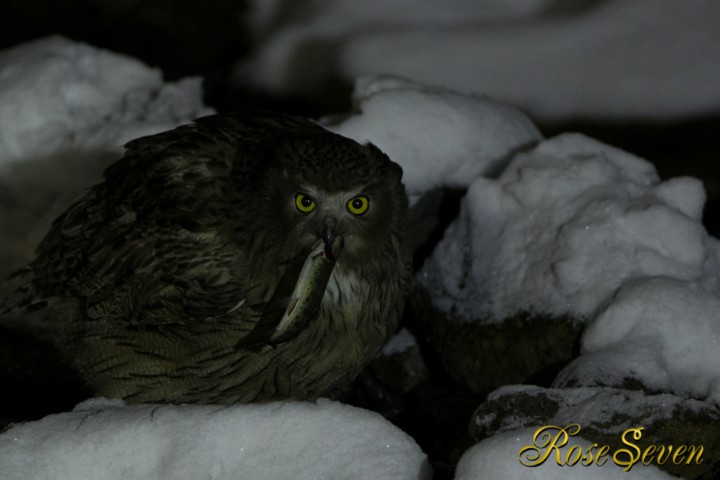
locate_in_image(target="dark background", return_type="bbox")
[2,0,718,238]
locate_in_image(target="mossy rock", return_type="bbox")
[411,287,582,396]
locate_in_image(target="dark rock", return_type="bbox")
[412,287,582,396]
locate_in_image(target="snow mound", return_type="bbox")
[243,0,720,122]
[0,398,430,480]
[0,35,212,165]
[556,276,720,403]
[417,132,718,322]
[0,36,212,281]
[454,428,681,480]
[326,76,542,204]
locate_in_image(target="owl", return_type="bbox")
[3,112,411,404]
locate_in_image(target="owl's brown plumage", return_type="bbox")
[4,112,410,404]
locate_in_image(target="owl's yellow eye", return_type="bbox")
[347,196,369,215]
[295,193,316,214]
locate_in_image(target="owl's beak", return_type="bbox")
[322,223,344,261]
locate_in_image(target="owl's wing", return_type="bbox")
[21,202,294,348]
[13,113,322,342]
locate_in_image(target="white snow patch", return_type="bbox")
[0,399,430,480]
[326,76,542,204]
[0,36,212,280]
[0,35,212,165]
[454,428,681,480]
[556,276,720,404]
[417,132,718,322]
[243,0,720,122]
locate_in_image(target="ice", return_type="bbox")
[416,133,718,323]
[243,0,720,122]
[326,76,542,204]
[454,428,681,479]
[0,399,431,480]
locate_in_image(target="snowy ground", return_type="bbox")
[0,398,430,480]
[241,0,720,122]
[1,34,719,479]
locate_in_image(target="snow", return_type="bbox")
[0,36,212,281]
[326,76,542,204]
[416,133,719,323]
[0,398,431,480]
[556,276,720,403]
[0,35,212,166]
[454,428,681,480]
[242,0,720,122]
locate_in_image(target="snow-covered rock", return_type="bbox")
[413,132,720,398]
[556,276,720,403]
[472,385,719,437]
[417,133,717,323]
[0,36,212,281]
[0,35,211,166]
[326,75,542,205]
[0,398,431,480]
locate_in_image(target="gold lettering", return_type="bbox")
[517,424,705,470]
[581,444,598,466]
[518,424,578,467]
[672,445,687,464]
[613,427,643,472]
[685,445,704,465]
[641,445,656,465]
[566,445,583,466]
[656,445,670,465]
[595,445,610,466]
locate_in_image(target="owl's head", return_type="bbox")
[251,129,408,269]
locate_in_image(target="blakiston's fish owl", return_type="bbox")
[3,112,411,404]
